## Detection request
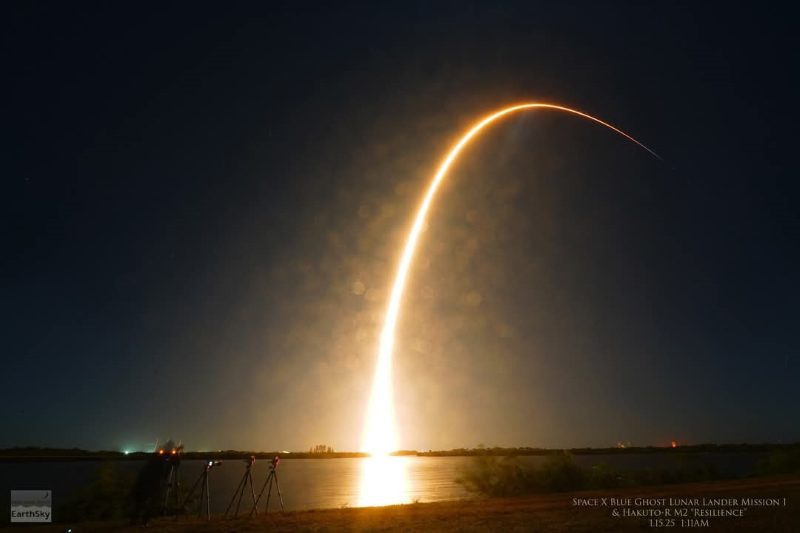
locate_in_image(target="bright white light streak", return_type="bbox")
[359,102,660,504]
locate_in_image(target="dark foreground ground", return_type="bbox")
[11,475,799,532]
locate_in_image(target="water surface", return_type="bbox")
[0,453,763,516]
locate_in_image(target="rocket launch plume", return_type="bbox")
[361,103,660,457]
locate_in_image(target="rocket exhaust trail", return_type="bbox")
[361,102,661,456]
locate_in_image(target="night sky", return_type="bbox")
[3,2,797,452]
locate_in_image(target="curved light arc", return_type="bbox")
[362,102,660,456]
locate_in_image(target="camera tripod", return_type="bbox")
[184,460,221,520]
[251,455,284,515]
[225,456,258,517]
[162,455,182,515]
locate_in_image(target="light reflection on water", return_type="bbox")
[357,455,410,507]
[0,453,762,516]
[0,456,471,515]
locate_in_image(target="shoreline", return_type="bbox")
[10,475,799,532]
[2,443,796,462]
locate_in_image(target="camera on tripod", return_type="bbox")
[185,458,224,520]
[251,455,284,515]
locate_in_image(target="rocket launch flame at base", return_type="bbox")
[360,103,660,460]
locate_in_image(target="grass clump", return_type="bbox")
[457,452,727,496]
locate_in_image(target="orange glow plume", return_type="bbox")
[361,103,660,458]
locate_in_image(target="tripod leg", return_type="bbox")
[197,473,205,518]
[173,464,181,518]
[183,472,202,513]
[205,472,211,520]
[248,472,258,515]
[163,466,174,514]
[226,472,246,516]
[250,470,270,517]
[273,470,285,512]
[265,471,275,513]
[234,472,247,516]
[235,471,250,516]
